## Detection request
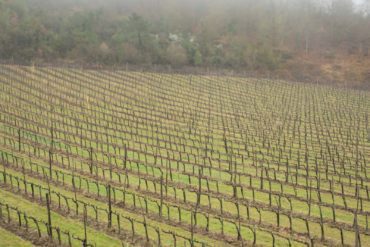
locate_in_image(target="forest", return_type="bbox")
[0,0,370,86]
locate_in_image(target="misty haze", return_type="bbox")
[0,1,369,247]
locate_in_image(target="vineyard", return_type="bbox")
[0,64,369,246]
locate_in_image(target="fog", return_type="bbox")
[1,0,369,85]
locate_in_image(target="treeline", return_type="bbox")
[0,0,369,72]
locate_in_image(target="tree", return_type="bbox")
[127,13,150,50]
[167,43,188,66]
[193,50,202,66]
[329,0,355,45]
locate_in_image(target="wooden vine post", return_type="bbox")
[46,193,53,238]
[89,147,93,174]
[18,128,21,152]
[49,149,53,180]
[83,204,88,247]
[107,184,112,228]
[160,174,164,217]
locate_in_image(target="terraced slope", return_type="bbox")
[0,226,34,247]
[0,65,369,246]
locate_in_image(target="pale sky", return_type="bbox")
[353,0,365,5]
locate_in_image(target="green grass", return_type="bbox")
[0,189,123,247]
[0,226,34,247]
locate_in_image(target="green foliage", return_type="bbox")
[167,43,188,66]
[193,49,202,66]
[0,0,368,70]
[255,47,281,70]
